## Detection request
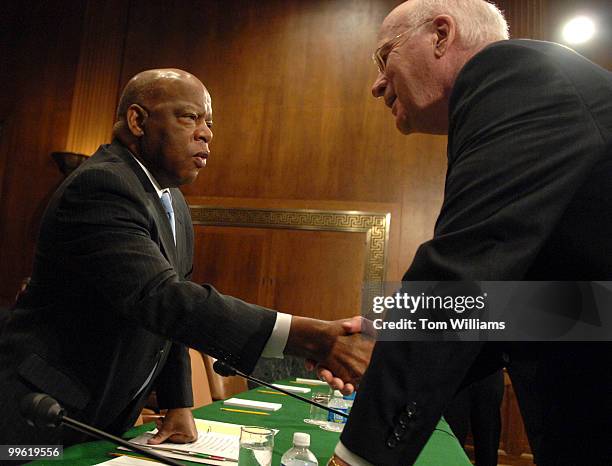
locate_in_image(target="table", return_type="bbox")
[29,380,470,465]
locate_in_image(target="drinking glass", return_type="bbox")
[238,426,274,466]
[304,392,332,425]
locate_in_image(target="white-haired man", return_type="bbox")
[329,0,612,465]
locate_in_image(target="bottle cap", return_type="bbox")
[293,432,310,447]
[333,390,343,397]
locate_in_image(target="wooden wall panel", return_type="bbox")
[192,224,367,323]
[65,0,129,155]
[118,0,418,203]
[0,0,129,304]
[115,0,447,288]
[2,0,610,306]
[191,226,270,304]
[0,0,86,304]
[269,229,366,320]
[496,0,548,40]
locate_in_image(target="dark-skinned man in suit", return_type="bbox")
[0,69,373,452]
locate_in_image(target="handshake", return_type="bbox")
[148,316,374,446]
[285,315,375,394]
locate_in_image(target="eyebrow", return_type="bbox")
[181,104,205,113]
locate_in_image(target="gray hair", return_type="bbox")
[407,0,509,48]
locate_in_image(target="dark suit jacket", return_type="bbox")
[341,40,612,465]
[0,140,277,445]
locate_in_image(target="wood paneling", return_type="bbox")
[119,0,417,204]
[496,0,548,40]
[3,0,609,304]
[193,225,366,322]
[188,197,396,323]
[1,2,609,462]
[65,0,129,155]
[0,0,86,304]
[192,226,270,304]
[188,196,403,282]
[269,229,366,320]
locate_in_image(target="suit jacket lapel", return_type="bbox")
[109,141,179,268]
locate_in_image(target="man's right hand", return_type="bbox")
[285,315,374,393]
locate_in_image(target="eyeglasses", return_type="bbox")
[372,19,433,74]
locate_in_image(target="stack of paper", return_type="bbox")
[295,377,329,386]
[96,419,280,465]
[112,420,242,465]
[95,458,156,465]
[223,397,282,411]
[271,383,310,394]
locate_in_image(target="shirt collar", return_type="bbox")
[130,154,168,199]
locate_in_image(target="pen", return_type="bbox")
[162,448,238,463]
[257,390,288,395]
[220,407,270,416]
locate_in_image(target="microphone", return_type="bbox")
[213,360,349,418]
[20,393,65,428]
[20,393,184,466]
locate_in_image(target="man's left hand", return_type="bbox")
[147,408,197,444]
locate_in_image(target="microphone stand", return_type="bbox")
[60,414,184,466]
[213,361,349,418]
[21,393,184,466]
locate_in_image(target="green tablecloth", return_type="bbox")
[29,380,470,465]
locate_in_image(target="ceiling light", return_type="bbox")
[562,16,596,45]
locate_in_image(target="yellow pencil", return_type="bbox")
[257,390,288,395]
[220,407,270,416]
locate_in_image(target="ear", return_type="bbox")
[126,104,148,137]
[432,15,455,58]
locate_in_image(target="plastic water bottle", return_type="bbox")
[280,432,318,466]
[324,390,349,431]
[343,391,356,409]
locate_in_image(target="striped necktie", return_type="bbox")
[160,190,176,243]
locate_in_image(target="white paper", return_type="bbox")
[295,377,329,386]
[94,457,154,465]
[223,397,282,411]
[128,430,239,460]
[271,383,310,394]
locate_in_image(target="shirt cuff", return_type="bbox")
[334,441,375,466]
[260,312,291,358]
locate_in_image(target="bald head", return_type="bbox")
[112,68,214,188]
[371,0,508,135]
[382,0,508,49]
[115,68,207,122]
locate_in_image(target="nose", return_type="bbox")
[371,72,387,98]
[195,123,213,145]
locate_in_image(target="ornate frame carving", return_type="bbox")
[189,206,390,284]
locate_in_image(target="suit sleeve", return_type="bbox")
[341,42,605,465]
[53,169,276,375]
[154,343,193,409]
